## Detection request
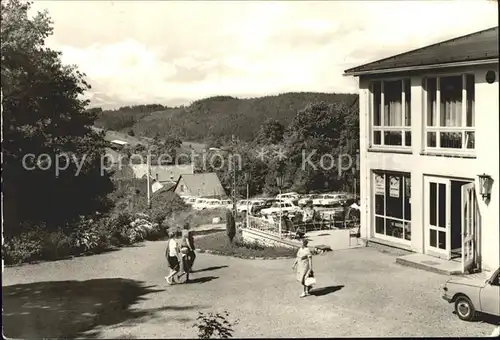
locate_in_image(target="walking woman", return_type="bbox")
[165,230,182,285]
[292,238,314,297]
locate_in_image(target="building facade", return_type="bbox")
[345,27,499,273]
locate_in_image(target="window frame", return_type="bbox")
[372,170,412,244]
[369,78,412,150]
[423,73,475,155]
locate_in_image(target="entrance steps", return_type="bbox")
[396,253,463,276]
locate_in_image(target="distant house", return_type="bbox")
[173,173,226,198]
[151,181,164,194]
[110,139,128,148]
[130,163,194,186]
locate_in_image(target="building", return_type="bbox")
[173,173,226,198]
[129,163,194,186]
[110,139,128,149]
[344,27,499,273]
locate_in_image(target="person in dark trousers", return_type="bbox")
[178,223,196,282]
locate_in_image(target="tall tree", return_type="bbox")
[254,118,285,145]
[1,0,113,236]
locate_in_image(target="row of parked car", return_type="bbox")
[180,191,358,219]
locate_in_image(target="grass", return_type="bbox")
[195,231,296,259]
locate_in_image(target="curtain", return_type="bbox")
[440,76,462,127]
[405,80,411,126]
[384,81,402,126]
[427,78,437,126]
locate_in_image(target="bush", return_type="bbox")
[195,231,296,259]
[2,228,45,264]
[41,229,74,260]
[193,310,238,339]
[226,211,236,243]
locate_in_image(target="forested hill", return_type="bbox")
[92,92,358,143]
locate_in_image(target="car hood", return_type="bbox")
[446,272,489,288]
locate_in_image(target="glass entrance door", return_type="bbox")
[424,176,451,259]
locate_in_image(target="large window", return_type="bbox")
[370,79,411,148]
[373,171,411,241]
[424,74,475,152]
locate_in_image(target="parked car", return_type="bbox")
[441,267,500,321]
[251,199,276,215]
[185,197,197,206]
[298,194,320,206]
[237,199,265,213]
[218,199,233,210]
[276,192,300,201]
[192,198,209,210]
[260,201,301,216]
[314,202,345,220]
[193,198,222,210]
[313,193,348,206]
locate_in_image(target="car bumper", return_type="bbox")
[442,294,452,303]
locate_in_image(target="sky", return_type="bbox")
[30,0,498,109]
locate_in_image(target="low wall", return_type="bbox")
[241,228,300,249]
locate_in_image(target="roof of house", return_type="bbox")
[344,26,499,76]
[175,173,226,197]
[110,139,128,145]
[130,164,194,183]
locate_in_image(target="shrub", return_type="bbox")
[71,217,105,253]
[41,229,74,260]
[193,310,238,339]
[233,239,265,251]
[226,211,236,243]
[2,228,45,264]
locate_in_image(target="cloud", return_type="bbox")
[30,0,498,108]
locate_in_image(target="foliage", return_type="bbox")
[94,92,357,142]
[193,310,238,339]
[1,0,114,236]
[226,210,236,243]
[195,232,296,259]
[255,118,285,145]
[2,227,45,264]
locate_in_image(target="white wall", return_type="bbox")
[358,65,499,271]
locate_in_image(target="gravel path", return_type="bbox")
[3,240,497,338]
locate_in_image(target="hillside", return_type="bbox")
[93,92,358,143]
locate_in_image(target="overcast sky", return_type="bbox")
[31,0,498,109]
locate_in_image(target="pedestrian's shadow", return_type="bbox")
[186,276,219,284]
[192,265,228,273]
[310,285,344,296]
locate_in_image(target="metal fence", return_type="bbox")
[246,215,282,237]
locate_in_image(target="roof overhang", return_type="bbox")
[343,58,498,77]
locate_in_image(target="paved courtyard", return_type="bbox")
[2,239,498,338]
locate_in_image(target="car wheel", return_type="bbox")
[454,295,476,321]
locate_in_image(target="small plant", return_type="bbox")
[193,310,238,339]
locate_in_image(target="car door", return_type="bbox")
[479,269,500,316]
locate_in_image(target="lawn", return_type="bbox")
[195,231,296,259]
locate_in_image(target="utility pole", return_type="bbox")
[276,175,283,239]
[147,151,151,209]
[246,172,250,227]
[232,153,237,217]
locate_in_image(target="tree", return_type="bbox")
[283,101,358,193]
[226,210,236,243]
[1,0,113,236]
[254,118,285,145]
